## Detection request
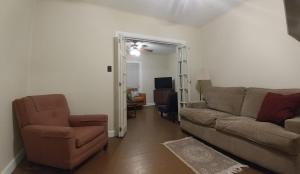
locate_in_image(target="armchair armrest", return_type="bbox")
[139,93,146,99]
[69,114,108,127]
[285,117,300,134]
[22,125,75,166]
[139,93,146,105]
[186,101,207,109]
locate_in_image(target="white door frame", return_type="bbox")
[115,31,190,137]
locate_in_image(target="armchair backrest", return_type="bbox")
[13,94,70,128]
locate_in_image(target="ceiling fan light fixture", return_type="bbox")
[130,47,141,57]
[136,42,143,49]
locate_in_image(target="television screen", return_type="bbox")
[284,0,300,41]
[155,77,172,89]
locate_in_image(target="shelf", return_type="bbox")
[178,60,187,63]
[178,74,188,77]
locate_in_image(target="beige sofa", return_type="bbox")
[180,87,300,174]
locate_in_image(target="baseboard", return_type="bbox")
[145,102,155,106]
[108,130,116,137]
[1,149,24,174]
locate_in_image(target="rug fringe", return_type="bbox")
[216,164,248,174]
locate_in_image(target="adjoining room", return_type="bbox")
[126,40,180,121]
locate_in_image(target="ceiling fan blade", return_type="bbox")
[141,48,153,52]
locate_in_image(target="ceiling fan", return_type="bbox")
[129,41,153,53]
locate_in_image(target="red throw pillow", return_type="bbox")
[257,92,300,125]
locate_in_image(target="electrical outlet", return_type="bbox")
[107,66,112,72]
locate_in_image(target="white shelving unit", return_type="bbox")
[177,46,191,121]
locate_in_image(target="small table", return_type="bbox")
[127,102,138,118]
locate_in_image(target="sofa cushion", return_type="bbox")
[285,117,300,135]
[74,126,104,148]
[205,87,246,115]
[257,93,300,125]
[180,108,233,127]
[215,116,300,155]
[241,88,300,119]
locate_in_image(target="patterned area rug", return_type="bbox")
[163,137,248,174]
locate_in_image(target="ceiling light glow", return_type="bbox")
[130,48,141,57]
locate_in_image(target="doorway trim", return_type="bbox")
[115,31,187,45]
[115,31,190,137]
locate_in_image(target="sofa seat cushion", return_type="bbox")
[180,108,233,127]
[74,126,104,148]
[215,117,300,155]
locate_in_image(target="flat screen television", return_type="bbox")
[284,0,300,41]
[155,77,172,89]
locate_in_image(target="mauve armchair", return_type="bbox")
[13,94,108,170]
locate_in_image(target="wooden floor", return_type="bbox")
[14,106,269,174]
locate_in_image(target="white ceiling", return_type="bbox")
[83,0,244,27]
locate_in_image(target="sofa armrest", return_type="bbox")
[186,101,207,109]
[285,117,300,134]
[69,114,108,127]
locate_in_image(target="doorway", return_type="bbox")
[115,32,191,137]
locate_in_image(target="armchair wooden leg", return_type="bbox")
[68,169,74,174]
[104,143,108,151]
[27,160,35,169]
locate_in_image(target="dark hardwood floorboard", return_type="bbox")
[13,106,267,174]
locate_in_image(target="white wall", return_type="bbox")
[127,62,140,89]
[128,53,177,105]
[30,0,203,132]
[0,0,35,172]
[200,0,300,88]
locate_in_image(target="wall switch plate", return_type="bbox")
[107,66,112,72]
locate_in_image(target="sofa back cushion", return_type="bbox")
[205,87,246,115]
[241,88,300,118]
[14,94,70,128]
[257,92,300,125]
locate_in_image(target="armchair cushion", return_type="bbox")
[69,114,108,127]
[134,95,145,102]
[74,126,105,148]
